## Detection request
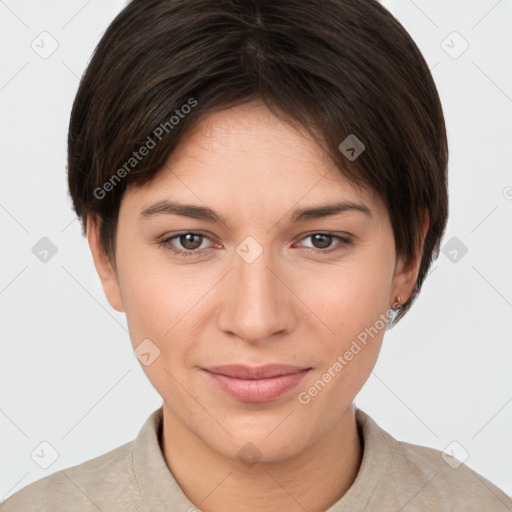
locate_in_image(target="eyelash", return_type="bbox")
[158,231,353,258]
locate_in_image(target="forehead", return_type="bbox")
[167,102,334,180]
[121,102,385,223]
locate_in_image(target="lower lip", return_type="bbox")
[203,369,310,403]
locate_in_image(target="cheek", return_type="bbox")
[116,251,216,349]
[298,251,392,392]
[116,258,207,396]
[306,253,393,335]
[296,269,389,418]
[296,333,384,436]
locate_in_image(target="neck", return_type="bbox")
[160,404,362,512]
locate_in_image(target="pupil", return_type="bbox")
[313,234,331,249]
[182,234,201,250]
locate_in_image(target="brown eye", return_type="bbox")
[310,234,333,249]
[178,233,203,250]
[159,232,214,258]
[296,233,352,254]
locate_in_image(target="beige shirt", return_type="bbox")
[1,406,510,511]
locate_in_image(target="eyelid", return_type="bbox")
[158,231,218,255]
[293,232,353,251]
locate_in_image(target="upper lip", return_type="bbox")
[203,364,311,379]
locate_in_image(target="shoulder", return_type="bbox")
[355,409,512,511]
[0,440,145,512]
[398,439,511,509]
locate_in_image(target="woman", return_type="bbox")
[2,0,510,510]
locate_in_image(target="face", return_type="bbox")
[89,101,419,463]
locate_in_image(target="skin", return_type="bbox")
[87,100,428,512]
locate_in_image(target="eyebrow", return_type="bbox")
[139,199,372,224]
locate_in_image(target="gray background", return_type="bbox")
[1,0,511,502]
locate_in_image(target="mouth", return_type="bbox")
[201,364,312,402]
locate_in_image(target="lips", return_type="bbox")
[204,364,310,379]
[201,364,312,402]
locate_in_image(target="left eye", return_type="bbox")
[296,233,351,252]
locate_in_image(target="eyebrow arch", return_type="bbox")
[139,200,228,224]
[139,199,372,224]
[291,201,372,222]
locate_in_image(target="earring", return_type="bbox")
[392,295,402,310]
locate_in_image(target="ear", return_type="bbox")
[391,212,429,305]
[86,214,125,313]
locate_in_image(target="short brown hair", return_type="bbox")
[67,0,449,327]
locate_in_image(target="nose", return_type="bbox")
[216,245,296,343]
